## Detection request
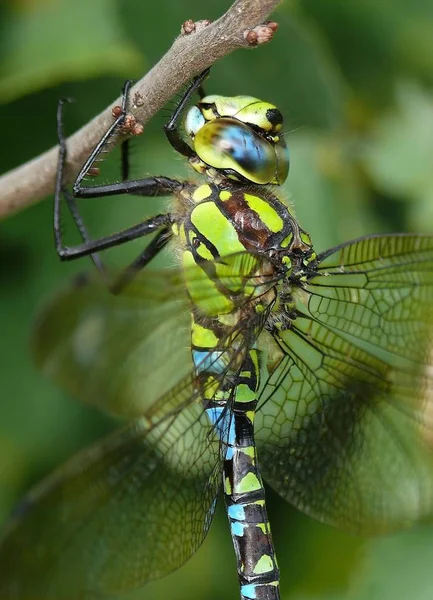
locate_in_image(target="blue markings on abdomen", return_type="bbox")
[227,504,246,521]
[205,405,236,446]
[241,583,257,599]
[231,520,245,537]
[192,350,225,374]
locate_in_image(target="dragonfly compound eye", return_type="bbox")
[194,118,289,185]
[185,105,206,137]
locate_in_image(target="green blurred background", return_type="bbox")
[2,0,433,598]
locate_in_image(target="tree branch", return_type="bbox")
[0,0,281,220]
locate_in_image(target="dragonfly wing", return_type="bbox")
[306,234,433,362]
[256,234,433,533]
[33,252,271,420]
[33,270,192,418]
[0,391,222,599]
[3,251,276,598]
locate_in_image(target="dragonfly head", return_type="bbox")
[185,95,290,185]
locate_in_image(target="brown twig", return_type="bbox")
[0,0,281,220]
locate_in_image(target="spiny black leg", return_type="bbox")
[56,98,117,274]
[63,188,106,274]
[54,98,84,261]
[55,97,112,275]
[54,74,197,284]
[164,68,210,157]
[69,76,183,200]
[73,79,136,196]
[72,175,183,200]
[56,100,105,273]
[54,89,179,266]
[55,100,177,262]
[58,213,172,261]
[110,227,172,294]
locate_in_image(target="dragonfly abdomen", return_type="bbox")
[197,340,280,600]
[224,405,280,600]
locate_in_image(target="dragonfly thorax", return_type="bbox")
[179,183,311,256]
[185,94,289,185]
[173,183,316,319]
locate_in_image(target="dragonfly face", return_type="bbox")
[185,94,290,184]
[1,69,433,600]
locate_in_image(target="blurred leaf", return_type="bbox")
[300,0,398,104]
[362,81,433,231]
[0,0,144,103]
[287,131,379,252]
[264,10,345,130]
[300,0,433,104]
[349,528,433,600]
[290,529,433,600]
[0,436,27,519]
[286,132,343,250]
[393,2,433,84]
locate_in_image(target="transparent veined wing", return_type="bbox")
[0,394,222,599]
[0,252,276,599]
[256,234,433,534]
[306,234,433,362]
[33,251,271,419]
[33,269,192,418]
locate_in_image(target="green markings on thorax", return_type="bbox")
[191,201,246,257]
[242,194,284,234]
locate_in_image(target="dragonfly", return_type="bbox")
[1,68,433,600]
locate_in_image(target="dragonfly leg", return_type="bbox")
[110,227,172,294]
[54,89,181,276]
[61,186,106,274]
[55,212,172,261]
[193,312,281,600]
[163,68,210,157]
[71,79,136,198]
[55,83,136,265]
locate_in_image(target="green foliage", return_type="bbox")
[0,0,143,103]
[1,1,433,599]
